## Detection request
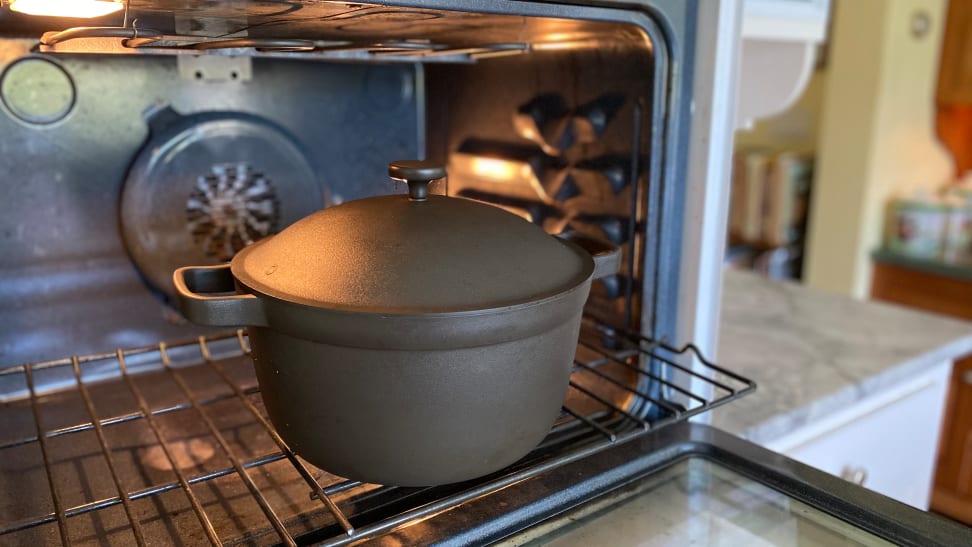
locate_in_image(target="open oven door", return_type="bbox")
[384,423,972,547]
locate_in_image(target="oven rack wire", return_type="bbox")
[0,321,754,546]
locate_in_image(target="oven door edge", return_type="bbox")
[676,0,742,412]
[409,423,970,547]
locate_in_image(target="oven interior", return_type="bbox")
[1,3,673,367]
[0,2,754,545]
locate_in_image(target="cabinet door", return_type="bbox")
[765,363,951,509]
[870,260,972,521]
[932,355,972,522]
[937,0,972,106]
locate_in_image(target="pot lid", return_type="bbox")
[231,160,591,313]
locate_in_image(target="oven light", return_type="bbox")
[9,0,123,18]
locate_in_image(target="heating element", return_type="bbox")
[0,321,753,546]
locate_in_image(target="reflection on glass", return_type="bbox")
[504,457,892,547]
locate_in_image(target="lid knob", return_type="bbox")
[388,160,447,201]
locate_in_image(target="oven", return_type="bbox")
[0,1,968,545]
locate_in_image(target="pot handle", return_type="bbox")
[556,231,622,280]
[173,264,268,327]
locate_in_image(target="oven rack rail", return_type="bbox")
[0,322,754,546]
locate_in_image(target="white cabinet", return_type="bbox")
[735,0,831,128]
[763,361,952,509]
[743,0,831,42]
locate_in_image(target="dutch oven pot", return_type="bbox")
[173,160,621,486]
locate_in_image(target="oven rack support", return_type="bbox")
[0,323,754,546]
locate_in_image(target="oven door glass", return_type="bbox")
[503,457,892,546]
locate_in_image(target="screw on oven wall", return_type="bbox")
[178,55,252,82]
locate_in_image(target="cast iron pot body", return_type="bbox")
[174,170,619,486]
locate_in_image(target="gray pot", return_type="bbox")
[173,161,620,486]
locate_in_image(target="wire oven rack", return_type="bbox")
[0,321,754,546]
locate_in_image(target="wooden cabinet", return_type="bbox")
[937,0,972,106]
[871,261,972,321]
[871,257,972,523]
[937,0,972,175]
[934,355,972,523]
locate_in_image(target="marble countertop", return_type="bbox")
[710,270,972,444]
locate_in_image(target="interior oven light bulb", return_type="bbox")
[9,0,123,18]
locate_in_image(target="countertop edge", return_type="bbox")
[737,333,972,445]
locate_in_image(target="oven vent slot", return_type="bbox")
[0,324,753,546]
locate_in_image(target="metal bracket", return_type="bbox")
[177,55,252,82]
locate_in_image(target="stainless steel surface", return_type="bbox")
[0,323,754,545]
[422,28,679,353]
[0,2,677,370]
[176,54,253,82]
[0,57,75,124]
[0,55,419,366]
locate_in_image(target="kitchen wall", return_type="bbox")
[802,0,952,298]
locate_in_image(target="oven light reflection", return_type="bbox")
[495,205,533,222]
[468,157,532,182]
[517,124,538,140]
[533,40,597,52]
[141,438,216,471]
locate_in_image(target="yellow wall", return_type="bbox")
[802,0,952,298]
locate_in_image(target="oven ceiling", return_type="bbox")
[1,1,649,49]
